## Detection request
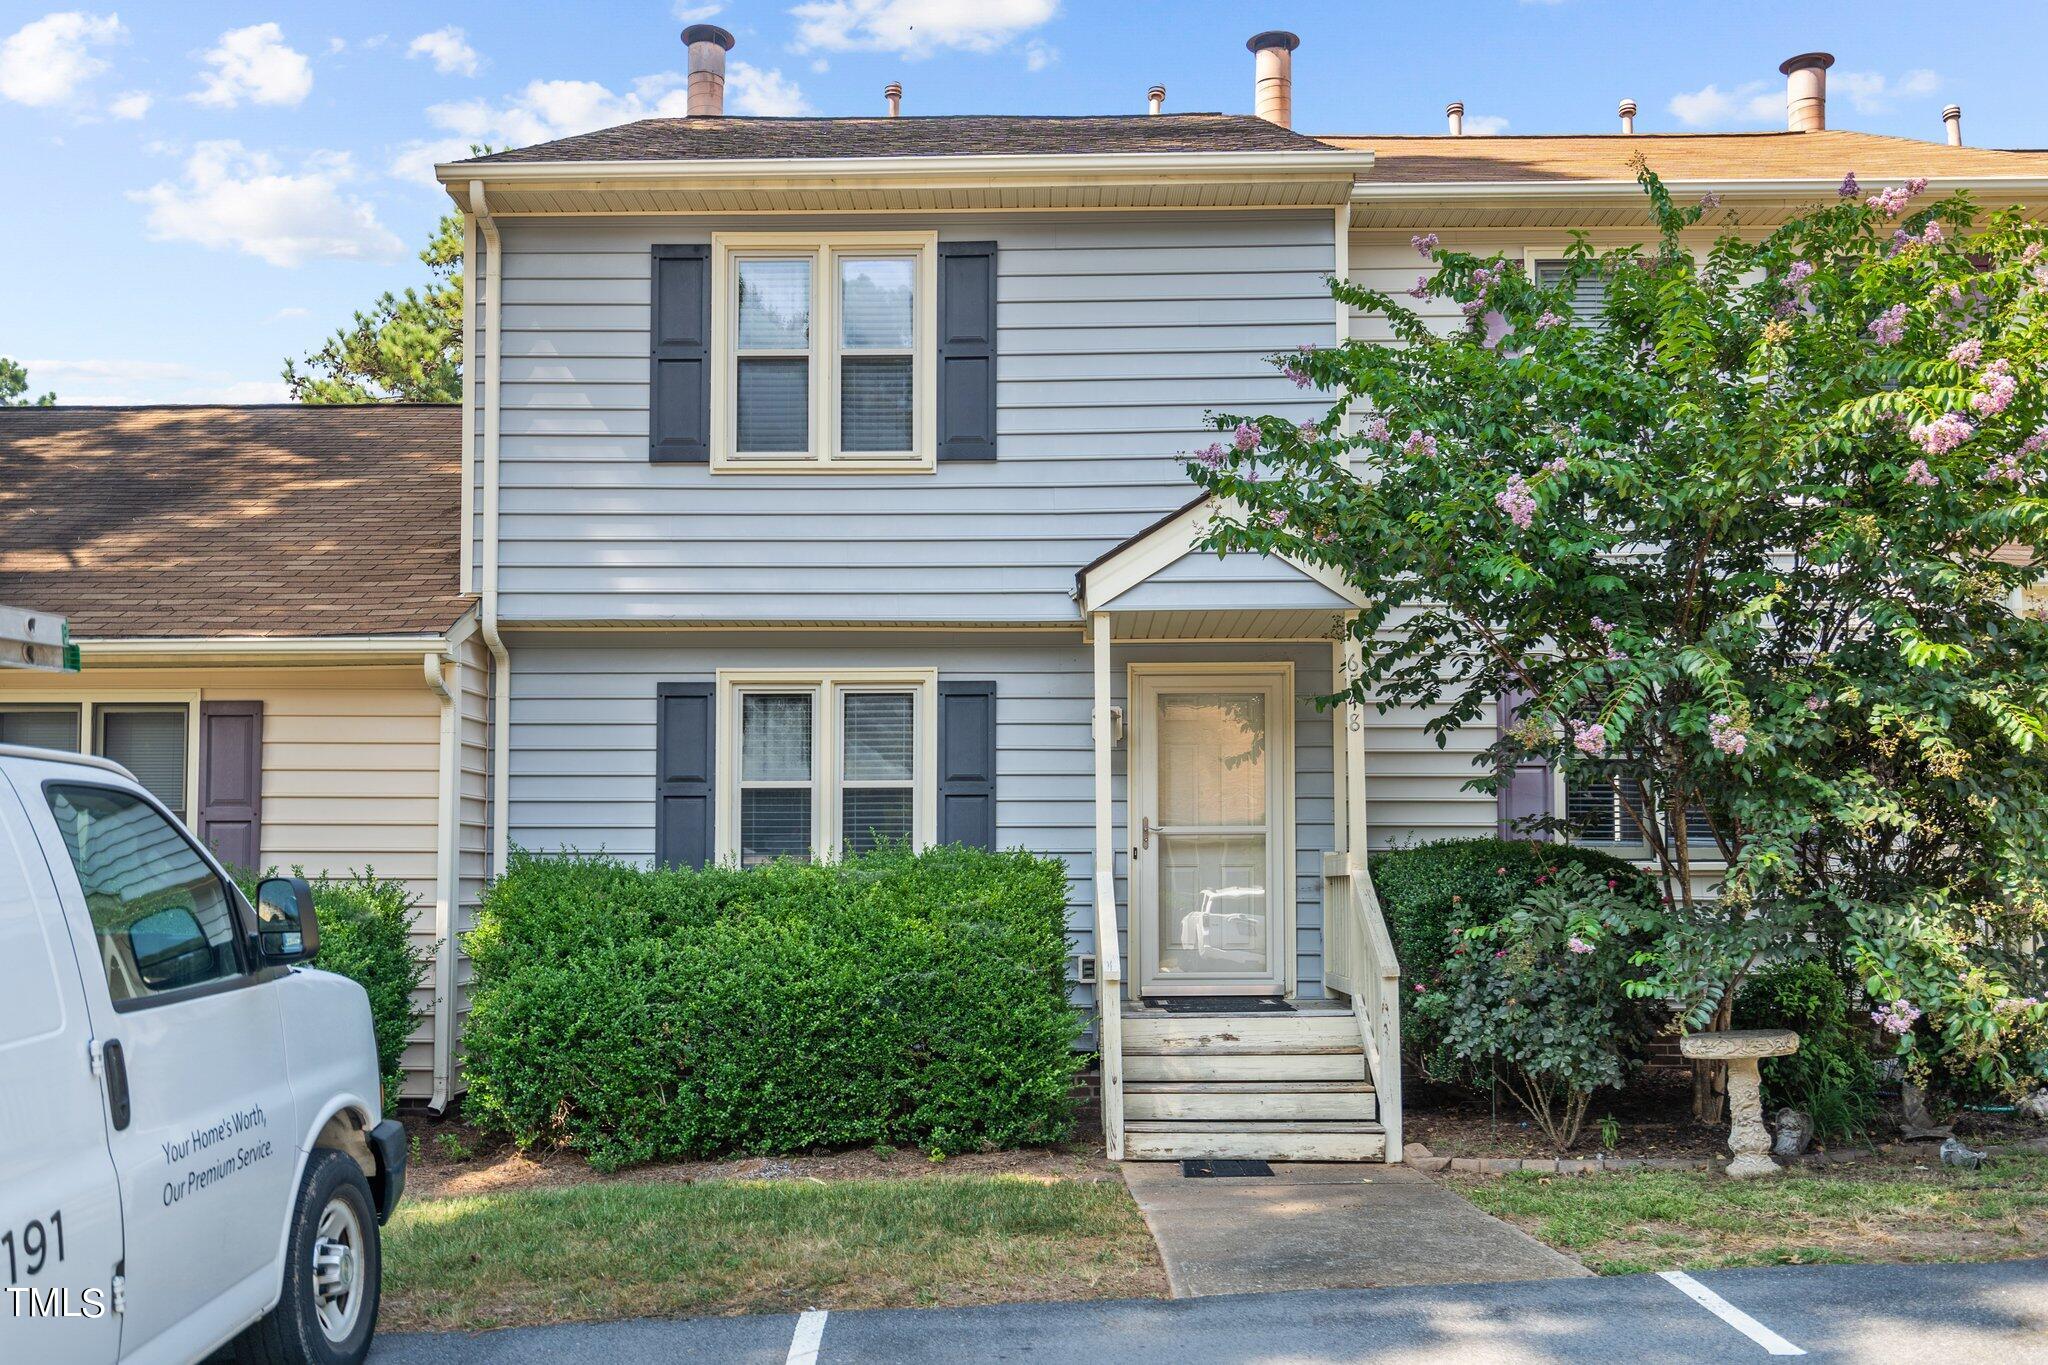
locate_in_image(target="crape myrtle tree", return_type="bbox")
[1186,164,2048,1122]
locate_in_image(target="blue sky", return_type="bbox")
[5,0,2044,405]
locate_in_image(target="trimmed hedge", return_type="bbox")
[236,869,429,1105]
[461,845,1085,1169]
[1372,838,1657,1081]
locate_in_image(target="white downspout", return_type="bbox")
[469,180,513,878]
[422,648,458,1112]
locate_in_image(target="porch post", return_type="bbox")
[1342,615,1368,863]
[1091,611,1125,1159]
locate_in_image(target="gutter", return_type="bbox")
[469,180,513,880]
[1351,175,2048,203]
[421,645,458,1112]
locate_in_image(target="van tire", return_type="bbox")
[230,1148,382,1365]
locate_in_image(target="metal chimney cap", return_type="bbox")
[682,23,735,50]
[1445,100,1466,115]
[884,81,903,97]
[1246,30,1300,53]
[1778,51,1835,75]
[1618,98,1638,115]
[1943,103,1962,117]
[1148,83,1167,100]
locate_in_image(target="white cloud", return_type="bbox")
[107,88,149,119]
[424,65,813,151]
[22,358,292,404]
[130,140,404,267]
[1023,38,1056,72]
[792,0,1058,58]
[1464,113,1510,136]
[268,306,309,321]
[0,11,124,108]
[672,2,724,18]
[386,136,474,185]
[1831,68,1940,115]
[408,26,480,77]
[810,57,829,73]
[190,23,313,108]
[1667,80,1781,128]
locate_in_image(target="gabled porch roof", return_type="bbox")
[1075,496,1366,639]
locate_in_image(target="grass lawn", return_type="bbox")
[1450,1154,2048,1276]
[380,1174,1167,1331]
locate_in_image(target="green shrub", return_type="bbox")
[235,869,430,1104]
[1443,863,1657,1150]
[1732,960,1879,1140]
[461,844,1085,1170]
[1372,838,1657,1081]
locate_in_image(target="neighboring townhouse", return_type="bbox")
[435,27,2048,1161]
[0,404,490,1107]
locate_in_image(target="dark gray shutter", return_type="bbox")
[938,681,997,848]
[198,701,262,871]
[650,244,711,464]
[655,682,715,868]
[1496,687,1553,840]
[936,241,997,462]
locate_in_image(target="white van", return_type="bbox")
[0,743,406,1365]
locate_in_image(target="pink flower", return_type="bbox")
[1496,473,1537,529]
[1911,412,1975,455]
[1947,338,1983,367]
[1362,415,1391,442]
[1905,458,1939,487]
[1920,221,1945,246]
[1971,359,2018,417]
[1412,232,1440,256]
[1805,695,1828,713]
[1405,431,1441,460]
[1866,185,1912,217]
[1541,455,1569,475]
[1286,366,1313,389]
[1698,191,1722,211]
[1414,983,1426,993]
[1787,260,1816,285]
[1265,507,1288,528]
[1707,713,1748,756]
[1533,310,1566,330]
[1233,421,1260,452]
[1566,936,1595,955]
[1867,303,1908,346]
[1838,170,1860,198]
[1905,177,1929,196]
[1568,719,1608,757]
[1298,420,1320,442]
[1189,443,1227,472]
[1409,275,1430,299]
[1872,999,1922,1035]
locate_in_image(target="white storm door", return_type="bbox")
[1132,669,1290,997]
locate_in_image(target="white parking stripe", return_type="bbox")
[1659,1270,1806,1356]
[787,1308,828,1365]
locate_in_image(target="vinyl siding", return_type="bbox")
[503,630,1340,1003]
[488,212,1336,624]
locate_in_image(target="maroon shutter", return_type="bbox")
[198,701,263,871]
[1496,688,1553,840]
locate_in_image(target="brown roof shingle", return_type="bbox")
[0,405,469,640]
[458,113,1337,164]
[1324,129,2048,184]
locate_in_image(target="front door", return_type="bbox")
[1131,668,1291,997]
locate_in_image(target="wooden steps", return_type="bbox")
[1118,1009,1386,1161]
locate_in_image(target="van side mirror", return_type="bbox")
[254,876,319,964]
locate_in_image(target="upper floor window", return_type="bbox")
[1534,259,1610,326]
[711,232,938,472]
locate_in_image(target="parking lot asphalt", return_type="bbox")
[371,1256,2048,1363]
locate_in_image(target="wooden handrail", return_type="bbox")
[1327,858,1402,1158]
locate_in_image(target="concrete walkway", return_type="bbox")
[1119,1160,1589,1296]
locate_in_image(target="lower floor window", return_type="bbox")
[0,701,189,819]
[722,671,935,865]
[1566,763,1716,852]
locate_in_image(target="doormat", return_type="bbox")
[1182,1159,1274,1178]
[1141,996,1295,1014]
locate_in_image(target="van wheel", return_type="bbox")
[231,1148,382,1365]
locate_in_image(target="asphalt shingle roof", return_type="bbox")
[457,113,1339,163]
[1326,129,2048,184]
[0,405,469,640]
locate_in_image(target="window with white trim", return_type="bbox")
[0,702,190,819]
[1535,259,1610,325]
[720,671,936,864]
[712,232,938,471]
[1566,763,1716,853]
